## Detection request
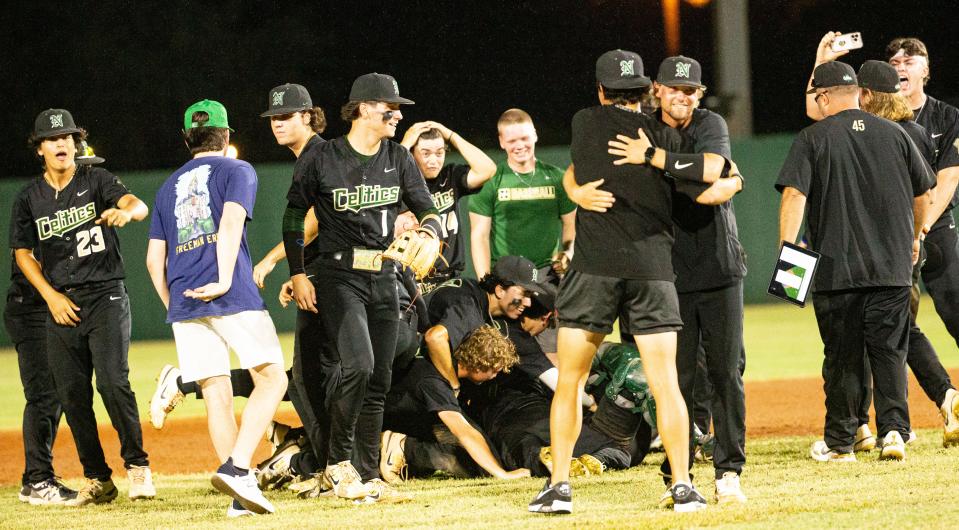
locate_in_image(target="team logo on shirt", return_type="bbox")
[35,202,96,240]
[497,186,556,201]
[332,184,400,213]
[620,60,635,77]
[431,189,455,211]
[675,62,691,78]
[174,165,215,247]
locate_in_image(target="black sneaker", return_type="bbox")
[528,479,572,514]
[671,483,707,513]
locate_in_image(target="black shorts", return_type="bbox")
[556,270,682,335]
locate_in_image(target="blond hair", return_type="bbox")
[497,108,533,132]
[454,325,518,374]
[861,90,914,122]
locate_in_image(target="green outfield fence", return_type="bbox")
[0,134,794,345]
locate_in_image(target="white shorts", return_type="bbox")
[172,310,284,383]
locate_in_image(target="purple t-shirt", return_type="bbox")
[149,156,265,323]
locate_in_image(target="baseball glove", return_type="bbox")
[382,228,444,280]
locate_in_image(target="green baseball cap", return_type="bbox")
[183,99,234,131]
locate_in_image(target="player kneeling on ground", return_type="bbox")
[146,100,288,518]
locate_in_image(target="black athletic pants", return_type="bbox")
[674,282,746,480]
[4,299,62,486]
[693,343,714,435]
[46,281,148,480]
[314,262,398,480]
[923,212,959,346]
[813,287,911,452]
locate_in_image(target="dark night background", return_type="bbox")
[2,0,958,178]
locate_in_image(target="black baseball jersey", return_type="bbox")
[287,136,436,252]
[424,277,493,353]
[667,108,747,293]
[914,94,959,210]
[776,109,935,292]
[569,104,683,279]
[291,134,326,272]
[490,317,553,396]
[425,164,475,276]
[9,165,130,290]
[384,357,462,440]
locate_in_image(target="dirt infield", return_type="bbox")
[2,369,956,485]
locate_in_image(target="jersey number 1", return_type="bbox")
[76,226,106,257]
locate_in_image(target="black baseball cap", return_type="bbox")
[806,61,858,93]
[531,282,557,312]
[596,49,651,89]
[261,83,313,117]
[858,60,901,93]
[492,255,548,296]
[657,55,706,89]
[75,140,105,165]
[33,109,82,139]
[349,73,414,104]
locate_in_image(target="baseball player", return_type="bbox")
[399,121,496,292]
[530,50,709,515]
[9,109,154,506]
[146,99,288,517]
[778,61,935,462]
[887,37,959,443]
[284,72,443,501]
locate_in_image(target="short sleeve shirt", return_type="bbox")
[914,95,959,211]
[568,104,684,279]
[149,156,265,323]
[425,278,492,352]
[426,164,476,275]
[775,110,935,292]
[9,165,130,289]
[384,358,462,440]
[468,160,575,268]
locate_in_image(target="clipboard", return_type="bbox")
[767,241,820,307]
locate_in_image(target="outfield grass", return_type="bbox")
[1,428,957,528]
[0,298,956,429]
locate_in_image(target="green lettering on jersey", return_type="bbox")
[432,189,455,211]
[35,202,97,240]
[332,185,401,213]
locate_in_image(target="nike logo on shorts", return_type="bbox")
[932,133,943,138]
[384,168,396,173]
[77,189,89,196]
[674,162,693,170]
[110,295,121,301]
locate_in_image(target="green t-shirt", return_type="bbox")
[468,159,575,268]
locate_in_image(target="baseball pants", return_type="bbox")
[4,299,63,486]
[922,212,959,346]
[814,287,911,452]
[46,281,148,480]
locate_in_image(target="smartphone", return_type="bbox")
[831,32,863,53]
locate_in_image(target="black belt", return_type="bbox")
[63,279,123,293]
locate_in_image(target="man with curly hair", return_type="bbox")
[379,325,528,481]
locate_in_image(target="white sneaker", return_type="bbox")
[715,472,747,504]
[127,466,156,500]
[853,424,876,452]
[879,431,906,461]
[907,431,917,444]
[942,388,959,447]
[149,365,184,430]
[211,465,275,514]
[27,478,78,505]
[324,461,371,500]
[810,440,856,462]
[226,499,253,518]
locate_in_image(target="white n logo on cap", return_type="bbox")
[675,62,691,78]
[392,79,399,95]
[50,114,64,128]
[273,91,285,106]
[531,269,538,282]
[620,60,635,77]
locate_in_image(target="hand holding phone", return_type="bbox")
[830,32,863,53]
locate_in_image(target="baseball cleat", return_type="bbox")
[810,440,856,462]
[354,479,413,505]
[671,483,708,512]
[149,364,184,430]
[538,447,593,477]
[256,440,300,490]
[853,424,876,452]
[127,465,156,500]
[226,498,254,518]
[211,461,275,515]
[324,461,371,500]
[942,388,959,447]
[715,472,747,504]
[66,478,118,506]
[380,431,408,484]
[528,479,572,514]
[265,421,292,452]
[879,431,906,461]
[26,478,78,505]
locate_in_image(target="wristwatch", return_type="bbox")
[644,146,656,165]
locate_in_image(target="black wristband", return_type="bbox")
[644,146,656,165]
